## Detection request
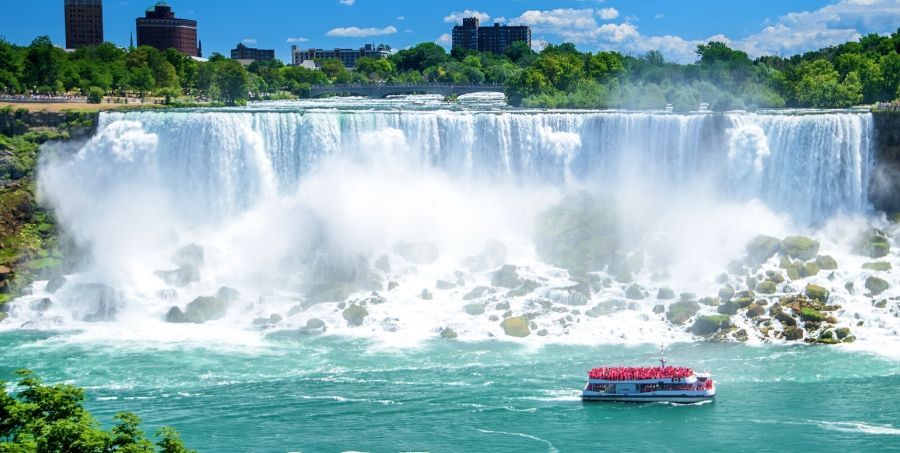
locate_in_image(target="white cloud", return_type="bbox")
[241,38,257,44]
[444,10,491,24]
[436,33,452,46]
[531,39,549,52]
[326,26,398,37]
[339,0,355,5]
[598,7,619,20]
[494,17,508,24]
[397,16,405,20]
[513,9,598,30]
[286,37,309,43]
[654,13,665,19]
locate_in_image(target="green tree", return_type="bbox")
[390,42,449,72]
[795,59,863,107]
[214,59,249,105]
[129,66,155,98]
[318,59,351,83]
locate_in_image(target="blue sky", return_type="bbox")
[2,0,898,62]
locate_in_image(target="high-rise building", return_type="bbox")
[291,43,390,68]
[231,43,275,64]
[451,18,531,54]
[65,0,104,49]
[136,2,199,56]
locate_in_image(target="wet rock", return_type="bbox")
[440,328,458,339]
[855,228,890,258]
[393,241,439,265]
[45,275,66,294]
[253,314,283,326]
[766,271,785,284]
[436,279,456,290]
[865,276,889,295]
[625,284,644,300]
[842,335,856,343]
[802,262,820,277]
[732,329,749,342]
[216,287,240,303]
[718,287,735,301]
[296,318,326,334]
[717,301,739,315]
[463,286,491,300]
[746,303,765,318]
[786,266,801,281]
[166,295,228,324]
[509,279,541,297]
[492,265,523,289]
[420,289,433,300]
[31,298,52,312]
[799,307,826,322]
[495,301,510,310]
[387,281,399,291]
[817,330,838,344]
[500,316,530,337]
[700,297,720,306]
[784,326,804,340]
[756,280,777,294]
[805,283,829,302]
[533,192,619,272]
[536,328,548,337]
[815,255,838,270]
[746,235,781,265]
[691,315,731,336]
[154,265,200,287]
[652,304,665,314]
[775,311,797,327]
[173,243,204,268]
[862,262,892,271]
[586,300,627,317]
[342,304,369,326]
[666,300,700,325]
[656,288,675,300]
[835,327,851,339]
[780,236,820,261]
[464,303,485,315]
[71,284,122,322]
[680,292,696,302]
[375,255,391,272]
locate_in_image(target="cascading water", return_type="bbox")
[4,101,896,356]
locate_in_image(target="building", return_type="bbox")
[451,17,531,54]
[65,0,104,49]
[231,43,275,65]
[291,44,390,68]
[136,2,199,56]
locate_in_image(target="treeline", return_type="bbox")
[2,30,900,109]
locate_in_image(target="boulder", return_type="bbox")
[652,304,665,314]
[586,300,627,317]
[817,330,838,344]
[464,303,485,315]
[784,326,804,341]
[45,275,67,294]
[691,315,731,336]
[298,318,326,334]
[533,192,619,272]
[173,243,204,268]
[166,295,228,324]
[862,262,892,271]
[393,241,439,265]
[805,283,829,302]
[440,328,458,339]
[786,266,801,281]
[508,279,541,297]
[491,265,522,289]
[865,276,889,295]
[435,279,456,290]
[31,298,53,312]
[780,236,820,261]
[216,287,240,303]
[625,284,644,300]
[420,289,433,300]
[666,300,700,325]
[463,286,491,300]
[500,316,531,337]
[756,280,777,294]
[387,281,399,291]
[815,255,838,270]
[799,307,826,322]
[656,288,675,300]
[802,262,820,277]
[855,228,890,258]
[717,301,739,315]
[718,287,735,300]
[746,303,765,318]
[775,311,797,327]
[835,327,851,339]
[71,283,122,322]
[342,304,369,326]
[746,235,781,265]
[375,255,391,272]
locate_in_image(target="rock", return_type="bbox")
[166,295,228,324]
[733,329,749,342]
[786,266,801,281]
[746,235,781,265]
[375,255,391,272]
[31,298,52,312]
[435,279,456,290]
[464,303,485,315]
[746,303,765,318]
[802,262,820,277]
[420,289,433,300]
[799,307,826,322]
[717,301,739,315]
[0,312,6,322]
[680,292,696,302]
[496,301,510,310]
[154,265,200,287]
[387,281,399,291]
[342,304,369,326]
[733,297,754,308]
[656,288,675,300]
[302,318,326,333]
[509,279,541,297]
[842,335,856,343]
[625,284,644,300]
[0,265,10,280]
[817,330,838,344]
[756,280,777,294]
[862,262,892,271]
[718,287,735,301]
[784,326,804,340]
[536,328,548,336]
[805,283,829,302]
[666,300,700,325]
[815,255,838,270]
[216,287,240,303]
[440,328,458,339]
[780,236,820,261]
[393,241,439,265]
[586,300,627,317]
[865,276,889,295]
[652,304,665,314]
[71,283,122,322]
[463,286,491,300]
[173,243,204,268]
[700,297,720,306]
[491,265,522,289]
[835,327,851,339]
[855,228,890,258]
[766,271,785,284]
[45,275,66,294]
[775,311,797,326]
[691,315,731,336]
[500,316,530,337]
[779,256,792,269]
[533,192,620,272]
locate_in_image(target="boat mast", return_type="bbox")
[659,343,667,368]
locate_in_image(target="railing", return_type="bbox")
[875,102,900,112]
[311,83,505,89]
[0,95,88,103]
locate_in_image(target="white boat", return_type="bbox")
[581,349,716,403]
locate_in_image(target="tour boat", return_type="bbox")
[581,349,715,403]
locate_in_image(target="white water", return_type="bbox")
[5,101,897,355]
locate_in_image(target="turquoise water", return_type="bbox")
[2,331,898,452]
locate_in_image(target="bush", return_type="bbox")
[86,86,104,104]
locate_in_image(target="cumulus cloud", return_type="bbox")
[339,0,355,5]
[436,33,452,46]
[326,26,398,37]
[286,37,309,43]
[241,38,257,44]
[598,7,619,20]
[444,10,491,24]
[397,16,405,20]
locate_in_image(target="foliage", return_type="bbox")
[0,370,194,452]
[86,86,104,104]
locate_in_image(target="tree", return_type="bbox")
[214,59,249,105]
[503,41,533,63]
[390,42,449,72]
[318,59,351,83]
[129,66,155,98]
[355,57,394,81]
[795,59,862,108]
[23,36,65,92]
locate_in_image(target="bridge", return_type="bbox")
[308,83,505,98]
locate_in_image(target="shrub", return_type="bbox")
[87,86,105,104]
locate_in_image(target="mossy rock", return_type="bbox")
[500,316,531,337]
[509,279,541,297]
[699,297,720,306]
[464,303,485,316]
[492,264,522,289]
[802,262,820,277]
[656,287,675,300]
[756,280,777,294]
[862,262,892,272]
[835,327,851,339]
[786,266,801,281]
[805,283,829,302]
[779,256,792,269]
[775,311,797,326]
[463,286,490,300]
[865,276,889,295]
[746,235,781,265]
[718,287,735,300]
[342,304,369,326]
[799,307,826,322]
[746,303,765,318]
[717,301,739,315]
[780,236,820,261]
[165,295,228,323]
[691,314,731,336]
[652,304,665,314]
[586,300,627,317]
[855,228,890,258]
[784,326,804,340]
[439,328,458,339]
[666,300,700,325]
[815,255,838,270]
[625,284,644,300]
[842,335,856,343]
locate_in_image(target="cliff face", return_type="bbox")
[871,112,900,214]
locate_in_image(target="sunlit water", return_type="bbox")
[1,95,899,451]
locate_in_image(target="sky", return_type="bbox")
[1,0,899,63]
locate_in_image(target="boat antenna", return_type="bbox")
[659,342,667,368]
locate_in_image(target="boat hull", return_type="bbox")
[581,393,715,404]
